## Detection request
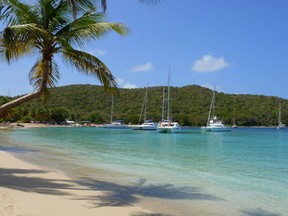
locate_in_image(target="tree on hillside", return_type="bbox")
[0,0,128,116]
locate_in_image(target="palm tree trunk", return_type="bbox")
[0,91,41,116]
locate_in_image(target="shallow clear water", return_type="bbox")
[1,127,287,216]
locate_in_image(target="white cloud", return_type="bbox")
[86,49,107,56]
[123,83,138,89]
[116,78,138,89]
[130,62,154,72]
[192,54,229,73]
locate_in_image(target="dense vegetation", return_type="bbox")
[0,84,287,126]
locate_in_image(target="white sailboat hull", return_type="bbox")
[132,122,158,130]
[157,126,181,133]
[202,87,231,133]
[277,122,286,129]
[102,121,129,129]
[157,122,181,133]
[201,125,231,132]
[157,70,182,133]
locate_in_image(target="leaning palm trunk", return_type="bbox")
[0,91,41,115]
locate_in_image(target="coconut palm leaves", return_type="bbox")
[0,0,128,113]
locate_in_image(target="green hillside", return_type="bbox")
[1,84,287,126]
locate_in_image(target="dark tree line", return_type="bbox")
[1,84,287,126]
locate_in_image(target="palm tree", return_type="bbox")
[0,0,128,115]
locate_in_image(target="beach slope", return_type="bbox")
[0,150,152,216]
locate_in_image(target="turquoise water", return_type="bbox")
[1,127,288,216]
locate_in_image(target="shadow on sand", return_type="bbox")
[131,213,172,216]
[3,168,282,216]
[0,167,221,208]
[0,168,74,196]
[76,177,223,207]
[242,208,282,216]
[0,146,34,153]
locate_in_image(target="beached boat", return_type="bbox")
[277,100,286,129]
[157,70,181,133]
[201,87,231,132]
[132,85,157,131]
[102,96,129,129]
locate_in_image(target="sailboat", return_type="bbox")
[201,87,231,132]
[102,96,129,129]
[232,96,237,128]
[132,85,157,130]
[277,100,286,129]
[157,70,181,133]
[232,116,237,128]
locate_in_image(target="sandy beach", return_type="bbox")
[0,150,153,216]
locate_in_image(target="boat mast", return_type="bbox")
[161,88,166,121]
[110,95,114,123]
[138,84,148,124]
[207,86,215,125]
[212,86,216,118]
[144,83,148,122]
[167,67,171,120]
[278,100,282,125]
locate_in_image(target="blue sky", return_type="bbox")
[1,0,288,99]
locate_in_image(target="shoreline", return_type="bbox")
[0,150,153,216]
[0,122,281,129]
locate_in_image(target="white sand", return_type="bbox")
[0,150,152,216]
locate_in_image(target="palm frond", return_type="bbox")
[101,0,107,12]
[57,16,128,47]
[62,47,117,92]
[1,24,49,62]
[66,0,76,19]
[0,38,4,60]
[66,0,95,19]
[2,26,36,62]
[0,0,39,25]
[78,22,128,37]
[39,0,69,31]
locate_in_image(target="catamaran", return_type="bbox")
[132,85,157,130]
[201,87,231,132]
[157,70,181,133]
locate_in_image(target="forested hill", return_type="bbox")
[1,84,287,126]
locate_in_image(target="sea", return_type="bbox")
[0,127,287,216]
